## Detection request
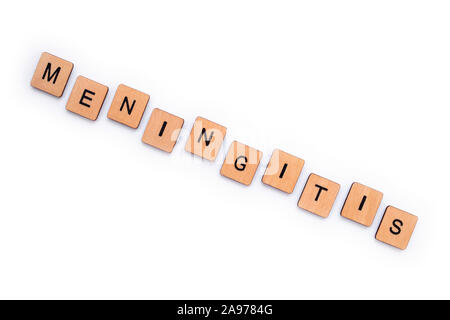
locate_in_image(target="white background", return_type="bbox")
[1,0,449,299]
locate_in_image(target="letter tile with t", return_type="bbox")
[220,141,263,186]
[297,173,340,218]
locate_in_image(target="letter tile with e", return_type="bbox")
[66,76,109,120]
[298,173,340,218]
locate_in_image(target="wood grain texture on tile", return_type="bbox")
[220,141,262,186]
[298,174,340,218]
[107,84,150,128]
[142,108,184,153]
[262,149,304,193]
[31,52,74,97]
[375,206,418,250]
[185,116,227,161]
[66,76,109,120]
[341,182,383,226]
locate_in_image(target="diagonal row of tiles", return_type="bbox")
[31,52,418,250]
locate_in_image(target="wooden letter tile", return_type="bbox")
[341,182,383,226]
[185,117,227,161]
[298,174,340,218]
[220,141,262,186]
[375,206,418,250]
[262,149,305,193]
[66,76,109,120]
[107,84,150,128]
[142,108,184,153]
[31,52,74,97]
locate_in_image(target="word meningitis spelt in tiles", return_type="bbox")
[31,52,419,250]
